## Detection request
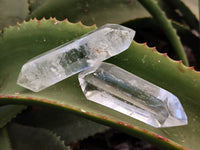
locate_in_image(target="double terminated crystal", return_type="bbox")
[17,23,187,128]
[17,24,135,92]
[79,62,187,128]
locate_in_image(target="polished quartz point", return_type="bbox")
[17,24,135,92]
[78,62,187,128]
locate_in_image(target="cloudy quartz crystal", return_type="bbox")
[17,24,135,92]
[78,62,188,128]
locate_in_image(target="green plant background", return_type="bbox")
[0,0,199,150]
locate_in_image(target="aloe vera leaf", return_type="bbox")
[0,127,12,150]
[27,0,150,26]
[137,0,189,66]
[0,0,29,29]
[182,0,199,19]
[7,123,70,150]
[28,0,47,12]
[0,19,200,149]
[157,0,199,31]
[15,107,109,144]
[121,17,200,69]
[0,105,26,128]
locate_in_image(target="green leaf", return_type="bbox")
[138,0,189,66]
[15,107,109,144]
[157,0,199,31]
[182,0,199,19]
[7,123,70,150]
[0,127,12,150]
[0,19,200,150]
[121,17,200,69]
[0,105,27,128]
[0,0,29,29]
[28,0,47,12]
[27,0,150,26]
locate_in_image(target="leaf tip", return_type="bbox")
[178,60,183,63]
[189,66,194,70]
[64,18,68,22]
[163,53,168,57]
[77,20,84,26]
[150,46,157,52]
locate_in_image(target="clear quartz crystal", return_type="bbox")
[17,24,135,92]
[78,62,187,128]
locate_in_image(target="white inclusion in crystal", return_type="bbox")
[78,62,188,128]
[17,24,135,92]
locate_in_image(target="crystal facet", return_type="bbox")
[78,62,187,128]
[17,24,135,92]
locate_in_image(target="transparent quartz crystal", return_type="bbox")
[78,62,187,128]
[17,24,135,92]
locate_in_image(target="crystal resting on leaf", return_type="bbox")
[78,62,187,128]
[17,24,135,92]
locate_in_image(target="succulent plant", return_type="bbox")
[0,0,199,149]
